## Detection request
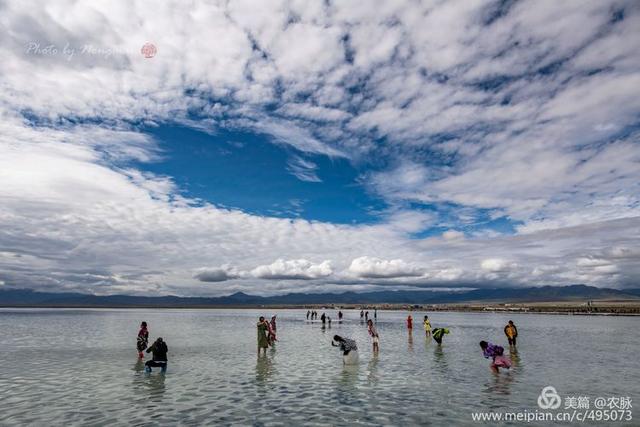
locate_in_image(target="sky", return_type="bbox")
[0,0,639,296]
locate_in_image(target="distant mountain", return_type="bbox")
[1,285,638,307]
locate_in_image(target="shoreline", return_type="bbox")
[2,300,640,316]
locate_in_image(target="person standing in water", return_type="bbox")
[332,335,358,365]
[306,310,310,320]
[338,310,343,322]
[360,310,364,321]
[257,316,270,355]
[406,315,413,330]
[504,320,518,346]
[480,341,512,372]
[137,321,149,359]
[321,312,326,325]
[374,308,377,320]
[144,337,168,373]
[432,327,450,345]
[268,315,277,343]
[423,316,431,337]
[367,319,380,353]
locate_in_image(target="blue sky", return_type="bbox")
[141,125,387,224]
[137,124,522,238]
[0,0,639,296]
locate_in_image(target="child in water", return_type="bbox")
[367,319,379,353]
[432,327,450,344]
[332,335,358,365]
[423,316,431,337]
[137,321,149,358]
[407,315,413,330]
[479,341,512,372]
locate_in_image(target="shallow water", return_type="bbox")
[0,309,637,426]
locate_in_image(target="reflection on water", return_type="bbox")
[433,345,450,371]
[255,354,276,385]
[509,347,522,370]
[481,371,515,411]
[366,355,379,385]
[131,362,166,400]
[133,359,145,373]
[336,363,359,404]
[1,308,638,426]
[486,370,515,395]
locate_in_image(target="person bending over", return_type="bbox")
[432,328,450,345]
[332,335,359,365]
[479,340,512,373]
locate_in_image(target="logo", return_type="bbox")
[538,386,562,409]
[140,42,157,58]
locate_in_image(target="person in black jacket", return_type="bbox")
[144,337,168,373]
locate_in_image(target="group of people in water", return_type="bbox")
[323,310,518,372]
[136,321,168,373]
[257,315,278,355]
[135,310,519,374]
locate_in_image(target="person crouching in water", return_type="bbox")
[504,320,518,347]
[367,319,379,353]
[144,337,168,373]
[332,335,358,365]
[137,321,149,359]
[432,327,450,345]
[479,341,512,373]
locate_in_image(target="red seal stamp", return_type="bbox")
[140,42,157,58]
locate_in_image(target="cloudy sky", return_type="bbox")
[1,0,639,296]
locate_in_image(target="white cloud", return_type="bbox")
[251,259,333,280]
[442,230,464,241]
[286,156,322,183]
[348,256,423,279]
[481,258,515,273]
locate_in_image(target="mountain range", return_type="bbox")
[1,285,639,307]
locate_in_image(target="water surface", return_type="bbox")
[0,309,637,426]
